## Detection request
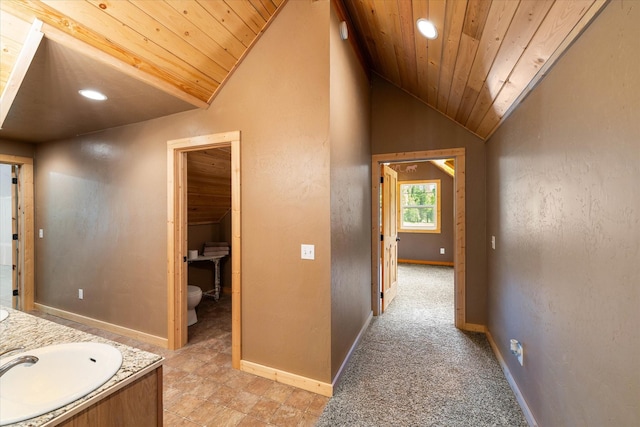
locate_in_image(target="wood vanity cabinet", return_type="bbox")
[55,366,162,427]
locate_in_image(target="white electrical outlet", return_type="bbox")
[78,289,84,300]
[301,244,315,260]
[510,339,523,366]
[518,344,524,366]
[440,248,445,254]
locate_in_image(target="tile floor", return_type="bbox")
[32,293,329,427]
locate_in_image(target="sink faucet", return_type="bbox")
[0,355,39,377]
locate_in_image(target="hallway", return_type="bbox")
[317,264,527,426]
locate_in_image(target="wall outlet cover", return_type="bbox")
[301,244,315,260]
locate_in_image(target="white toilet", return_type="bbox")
[187,285,203,326]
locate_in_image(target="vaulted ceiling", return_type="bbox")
[1,0,608,142]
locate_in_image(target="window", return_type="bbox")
[398,180,441,233]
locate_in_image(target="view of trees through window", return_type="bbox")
[399,180,439,232]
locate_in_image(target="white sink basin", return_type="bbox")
[0,342,123,425]
[0,309,7,322]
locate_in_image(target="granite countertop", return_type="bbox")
[0,307,163,427]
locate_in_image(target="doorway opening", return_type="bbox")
[0,155,34,312]
[372,148,477,331]
[167,131,241,369]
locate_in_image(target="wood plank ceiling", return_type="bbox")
[2,0,609,140]
[0,0,284,108]
[343,0,608,139]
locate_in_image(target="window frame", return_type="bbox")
[397,179,441,233]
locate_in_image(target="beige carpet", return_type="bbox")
[317,264,527,426]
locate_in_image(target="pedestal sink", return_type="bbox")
[0,309,8,322]
[0,342,123,425]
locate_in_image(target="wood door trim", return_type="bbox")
[0,155,34,311]
[167,131,241,369]
[371,148,466,328]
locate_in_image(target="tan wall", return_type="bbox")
[371,76,487,324]
[396,162,453,263]
[0,140,35,158]
[34,0,337,381]
[329,6,371,380]
[486,1,640,425]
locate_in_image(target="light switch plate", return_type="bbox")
[491,236,496,250]
[440,248,445,254]
[301,244,315,260]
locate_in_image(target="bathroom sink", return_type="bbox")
[0,342,123,425]
[0,309,7,322]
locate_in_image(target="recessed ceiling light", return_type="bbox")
[79,89,108,101]
[416,18,438,40]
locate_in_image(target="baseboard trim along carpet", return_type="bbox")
[331,310,374,392]
[486,329,538,427]
[34,303,168,348]
[240,359,333,397]
[463,322,487,333]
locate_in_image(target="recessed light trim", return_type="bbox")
[416,18,438,40]
[79,89,108,101]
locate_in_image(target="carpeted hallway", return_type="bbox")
[317,264,527,427]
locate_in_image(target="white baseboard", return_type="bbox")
[240,360,333,397]
[33,303,168,348]
[486,329,538,427]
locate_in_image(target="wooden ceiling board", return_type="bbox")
[1,0,610,144]
[0,13,31,95]
[344,0,609,139]
[187,149,231,225]
[0,0,282,109]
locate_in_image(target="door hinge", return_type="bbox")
[12,289,19,296]
[12,234,18,241]
[12,177,18,184]
[380,176,384,184]
[380,234,384,242]
[380,292,384,299]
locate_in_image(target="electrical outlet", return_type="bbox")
[301,244,315,260]
[78,289,84,300]
[491,235,496,250]
[510,339,523,366]
[39,229,44,238]
[518,344,524,366]
[440,248,445,254]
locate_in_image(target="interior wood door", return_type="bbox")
[381,165,398,312]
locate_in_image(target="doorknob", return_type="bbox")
[396,237,401,242]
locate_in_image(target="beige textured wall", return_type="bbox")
[371,77,487,324]
[329,6,371,380]
[0,140,34,158]
[486,1,640,425]
[34,0,336,381]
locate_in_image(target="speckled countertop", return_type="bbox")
[0,307,163,427]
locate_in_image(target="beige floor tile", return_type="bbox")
[247,397,281,422]
[306,394,330,416]
[268,405,304,427]
[284,389,315,411]
[202,406,245,427]
[262,382,295,404]
[237,416,268,427]
[167,394,207,418]
[225,390,260,414]
[185,400,225,425]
